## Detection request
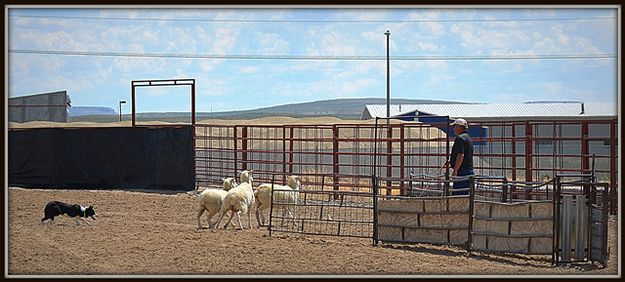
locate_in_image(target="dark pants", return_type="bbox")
[452,168,474,196]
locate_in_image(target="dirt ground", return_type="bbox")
[7,187,619,276]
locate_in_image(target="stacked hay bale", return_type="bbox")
[471,201,553,254]
[377,196,470,246]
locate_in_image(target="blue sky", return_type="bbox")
[7,7,619,114]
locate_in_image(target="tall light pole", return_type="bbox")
[119,100,126,122]
[384,30,392,192]
[385,30,391,118]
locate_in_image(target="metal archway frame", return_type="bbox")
[131,78,196,126]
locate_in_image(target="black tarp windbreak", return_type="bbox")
[8,126,194,190]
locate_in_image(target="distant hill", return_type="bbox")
[205,98,460,120]
[69,106,116,117]
[71,98,463,122]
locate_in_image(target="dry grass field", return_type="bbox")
[7,187,618,276]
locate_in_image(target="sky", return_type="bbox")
[6,7,619,114]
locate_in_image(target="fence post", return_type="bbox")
[289,127,294,174]
[466,176,475,254]
[511,123,517,181]
[400,124,405,195]
[525,121,533,182]
[552,175,559,265]
[233,126,238,178]
[191,81,196,126]
[373,176,379,245]
[242,126,248,171]
[131,83,136,126]
[333,125,340,200]
[386,124,393,195]
[609,119,616,214]
[581,122,589,175]
[283,126,287,180]
[502,178,508,203]
[445,116,451,194]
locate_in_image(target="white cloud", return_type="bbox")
[416,41,441,52]
[240,66,261,74]
[257,33,290,54]
[551,26,570,45]
[306,29,357,56]
[212,27,239,55]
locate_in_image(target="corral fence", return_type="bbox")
[194,122,449,196]
[267,172,374,239]
[554,173,609,265]
[371,173,609,266]
[193,118,617,214]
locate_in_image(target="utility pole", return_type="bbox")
[385,30,391,118]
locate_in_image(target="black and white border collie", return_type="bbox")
[41,201,96,225]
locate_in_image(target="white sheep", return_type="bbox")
[254,175,301,227]
[196,177,237,229]
[214,170,255,230]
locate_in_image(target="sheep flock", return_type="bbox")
[196,170,300,230]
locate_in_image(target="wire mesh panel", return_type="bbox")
[268,174,374,239]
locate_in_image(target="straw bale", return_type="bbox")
[404,228,447,244]
[377,212,417,227]
[474,202,491,218]
[441,214,469,229]
[419,214,443,228]
[447,197,470,212]
[529,237,553,254]
[491,203,529,219]
[378,226,402,242]
[473,219,509,234]
[449,230,469,245]
[378,198,423,213]
[530,202,553,218]
[487,236,529,253]
[423,198,446,213]
[510,220,552,236]
[471,234,487,251]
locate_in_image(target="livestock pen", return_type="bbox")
[193,118,618,214]
[9,115,618,274]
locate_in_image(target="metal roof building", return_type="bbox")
[8,91,71,123]
[361,102,617,121]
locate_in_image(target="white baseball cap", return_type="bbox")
[450,118,469,128]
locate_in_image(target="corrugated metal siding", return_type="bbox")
[362,103,616,120]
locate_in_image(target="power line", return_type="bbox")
[9,49,617,61]
[8,14,617,23]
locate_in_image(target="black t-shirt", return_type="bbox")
[450,132,474,170]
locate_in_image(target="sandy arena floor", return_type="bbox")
[7,187,619,276]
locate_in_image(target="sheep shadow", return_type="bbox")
[379,243,555,269]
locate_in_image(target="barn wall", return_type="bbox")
[8,126,194,190]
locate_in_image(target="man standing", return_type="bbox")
[448,118,474,195]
